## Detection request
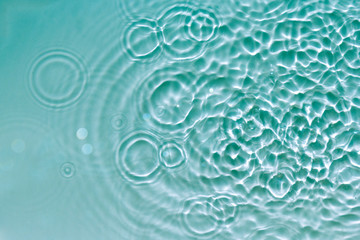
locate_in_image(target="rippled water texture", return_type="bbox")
[2,0,360,239]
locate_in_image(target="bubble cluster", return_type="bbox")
[122,3,220,61]
[181,194,238,238]
[14,0,360,238]
[158,4,219,60]
[123,19,163,61]
[115,131,186,184]
[111,0,360,238]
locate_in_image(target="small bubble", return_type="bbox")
[11,139,25,153]
[81,143,93,155]
[159,142,186,168]
[111,114,127,130]
[76,128,88,140]
[143,113,151,120]
[209,88,214,93]
[60,162,75,178]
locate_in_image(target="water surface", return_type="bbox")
[1,0,360,239]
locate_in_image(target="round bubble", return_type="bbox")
[60,162,76,178]
[184,8,219,42]
[81,143,93,155]
[111,114,127,131]
[123,19,163,61]
[158,4,219,60]
[268,172,292,198]
[115,131,161,184]
[136,65,196,132]
[159,142,186,168]
[76,128,88,140]
[182,201,218,237]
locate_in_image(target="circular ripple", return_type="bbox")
[28,49,87,109]
[60,162,76,178]
[115,131,161,184]
[181,194,238,238]
[184,8,219,42]
[159,142,186,168]
[158,4,219,60]
[123,19,163,61]
[186,116,225,160]
[136,65,196,132]
[267,172,292,198]
[183,201,218,237]
[111,113,127,131]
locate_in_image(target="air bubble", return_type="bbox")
[159,142,186,168]
[76,128,88,140]
[115,131,161,184]
[60,162,76,178]
[81,144,93,155]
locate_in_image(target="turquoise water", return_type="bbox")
[1,0,360,239]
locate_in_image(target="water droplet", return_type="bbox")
[143,113,151,121]
[76,128,88,140]
[81,143,93,155]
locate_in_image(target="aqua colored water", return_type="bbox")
[1,0,360,239]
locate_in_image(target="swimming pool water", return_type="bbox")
[1,0,360,239]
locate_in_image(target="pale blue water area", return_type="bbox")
[1,0,360,239]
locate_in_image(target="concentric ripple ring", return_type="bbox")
[28,48,87,109]
[115,131,161,184]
